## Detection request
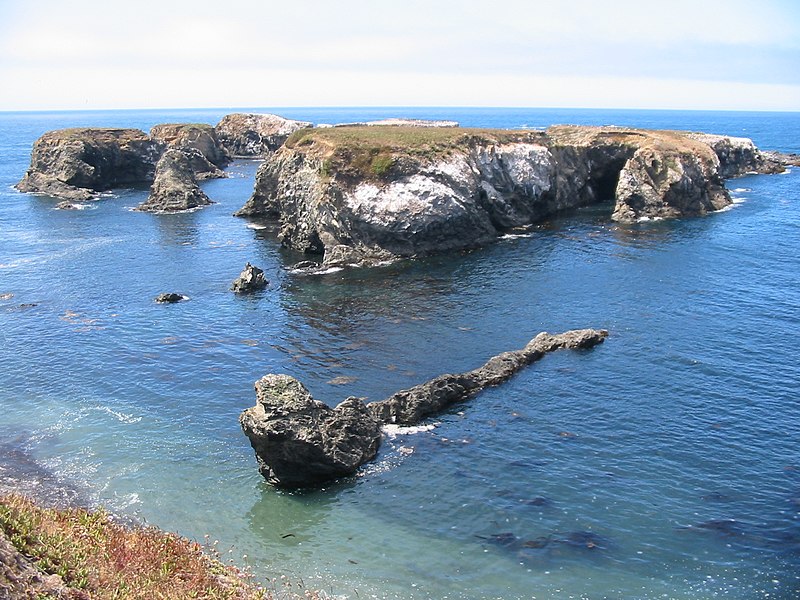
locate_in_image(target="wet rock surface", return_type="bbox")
[230,262,268,293]
[239,374,382,488]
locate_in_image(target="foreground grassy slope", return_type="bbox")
[0,494,319,600]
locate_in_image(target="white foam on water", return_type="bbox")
[732,188,751,193]
[383,423,437,438]
[636,215,664,223]
[92,405,142,424]
[500,233,533,240]
[246,223,268,230]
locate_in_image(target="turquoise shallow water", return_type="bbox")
[1,108,799,599]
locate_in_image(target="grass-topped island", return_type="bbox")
[235,123,782,268]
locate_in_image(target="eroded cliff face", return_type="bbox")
[238,125,760,267]
[16,128,164,201]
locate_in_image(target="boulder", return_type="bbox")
[154,292,186,303]
[215,113,312,157]
[135,149,213,213]
[16,128,164,201]
[239,374,382,488]
[230,262,268,292]
[149,123,230,173]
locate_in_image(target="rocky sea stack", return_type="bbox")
[215,113,312,157]
[236,125,783,267]
[135,149,213,213]
[16,128,163,201]
[241,328,608,488]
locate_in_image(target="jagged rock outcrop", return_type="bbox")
[135,149,213,213]
[230,262,268,293]
[239,374,382,487]
[150,123,230,177]
[241,328,608,487]
[16,128,163,201]
[237,125,767,267]
[215,113,312,157]
[684,132,784,177]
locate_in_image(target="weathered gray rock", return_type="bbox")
[370,328,609,424]
[150,122,230,170]
[230,262,268,292]
[241,328,608,487]
[684,133,784,177]
[215,113,312,157]
[16,128,164,201]
[135,149,213,213]
[237,125,769,267]
[239,374,382,487]
[154,292,186,303]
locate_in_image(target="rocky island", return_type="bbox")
[236,125,784,267]
[14,113,308,204]
[15,114,791,260]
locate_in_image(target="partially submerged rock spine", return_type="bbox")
[240,328,608,488]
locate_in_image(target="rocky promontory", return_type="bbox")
[235,125,781,267]
[16,128,164,201]
[240,328,608,488]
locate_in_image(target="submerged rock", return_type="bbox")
[239,374,382,488]
[230,262,268,293]
[215,113,312,157]
[16,128,163,201]
[241,328,608,488]
[135,149,213,213]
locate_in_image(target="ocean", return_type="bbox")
[1,107,799,599]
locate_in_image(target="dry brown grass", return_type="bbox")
[0,494,322,600]
[285,125,544,181]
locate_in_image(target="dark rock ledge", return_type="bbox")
[240,328,608,488]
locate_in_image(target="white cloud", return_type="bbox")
[1,0,798,110]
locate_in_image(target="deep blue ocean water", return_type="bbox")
[1,107,799,599]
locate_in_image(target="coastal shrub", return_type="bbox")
[0,493,291,599]
[370,154,393,177]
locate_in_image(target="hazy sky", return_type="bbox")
[1,0,799,111]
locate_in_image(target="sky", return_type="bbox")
[1,0,799,111]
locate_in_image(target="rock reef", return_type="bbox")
[240,328,608,488]
[236,125,782,267]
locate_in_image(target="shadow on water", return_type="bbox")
[151,210,202,248]
[247,482,354,553]
[0,427,89,509]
